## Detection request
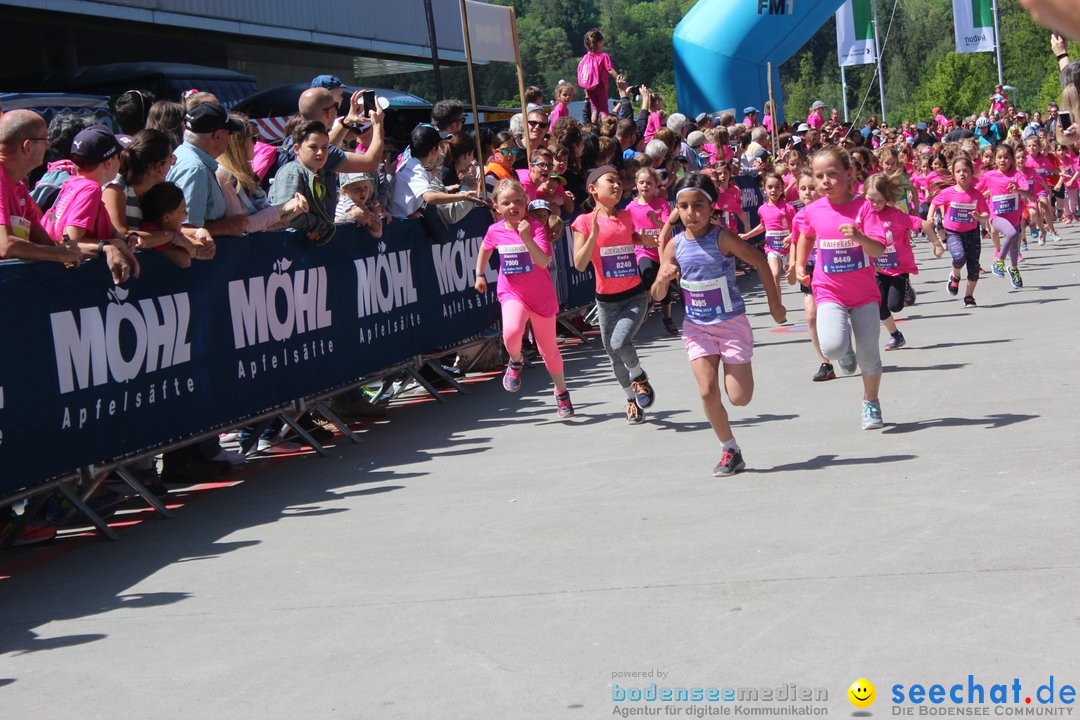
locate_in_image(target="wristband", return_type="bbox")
[97,240,107,255]
[1057,52,1069,61]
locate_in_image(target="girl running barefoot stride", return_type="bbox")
[653,173,786,476]
[795,147,888,430]
[572,165,657,425]
[475,179,573,418]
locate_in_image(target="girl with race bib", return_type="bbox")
[652,173,786,476]
[863,174,932,351]
[1021,137,1062,244]
[711,162,750,237]
[787,168,835,382]
[627,167,676,335]
[741,172,796,306]
[976,145,1031,290]
[926,155,990,308]
[474,179,573,419]
[572,165,658,425]
[795,147,888,430]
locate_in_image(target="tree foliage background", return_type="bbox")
[361,0,1072,124]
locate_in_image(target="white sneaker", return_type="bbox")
[256,437,302,454]
[211,447,247,466]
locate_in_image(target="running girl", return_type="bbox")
[711,162,750,237]
[977,145,1031,289]
[474,179,573,418]
[652,173,786,475]
[926,155,989,307]
[572,164,657,424]
[741,172,796,299]
[627,167,676,334]
[795,147,888,430]
[786,168,834,381]
[1023,136,1062,244]
[863,174,929,351]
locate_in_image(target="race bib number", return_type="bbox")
[499,243,532,275]
[874,247,899,270]
[948,201,976,225]
[818,238,867,274]
[764,230,787,253]
[8,215,31,240]
[992,193,1018,215]
[680,276,735,322]
[600,244,637,278]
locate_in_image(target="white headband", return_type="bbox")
[675,186,715,204]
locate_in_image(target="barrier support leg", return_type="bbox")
[240,418,274,455]
[404,365,448,403]
[278,413,328,457]
[56,482,119,541]
[313,400,362,444]
[424,360,468,394]
[113,466,172,518]
[557,316,590,344]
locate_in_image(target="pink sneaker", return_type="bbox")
[555,390,574,418]
[502,359,524,392]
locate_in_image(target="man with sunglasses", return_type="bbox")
[0,110,83,265]
[514,110,550,170]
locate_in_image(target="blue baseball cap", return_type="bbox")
[311,75,344,90]
[743,106,760,115]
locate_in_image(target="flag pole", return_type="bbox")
[840,65,850,122]
[991,0,1004,85]
[509,7,531,167]
[458,0,487,200]
[871,0,887,120]
[766,61,779,154]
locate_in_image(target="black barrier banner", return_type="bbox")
[734,174,765,232]
[0,209,496,496]
[556,226,597,312]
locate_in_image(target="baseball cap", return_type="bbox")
[796,122,810,133]
[311,74,344,90]
[184,103,244,133]
[687,130,706,148]
[743,106,759,115]
[339,172,376,188]
[694,112,709,125]
[528,199,552,213]
[811,100,825,110]
[916,121,928,131]
[70,125,123,165]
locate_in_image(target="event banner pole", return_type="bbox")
[991,0,1004,85]
[458,0,487,200]
[871,0,887,120]
[840,65,850,122]
[509,7,530,167]
[423,0,444,101]
[766,61,779,153]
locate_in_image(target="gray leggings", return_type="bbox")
[595,292,649,388]
[992,217,1022,267]
[816,301,882,376]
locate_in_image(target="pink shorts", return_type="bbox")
[682,314,754,364]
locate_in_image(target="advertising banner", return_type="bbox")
[954,0,996,53]
[836,0,878,67]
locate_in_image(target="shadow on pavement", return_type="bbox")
[751,454,917,474]
[882,413,1038,434]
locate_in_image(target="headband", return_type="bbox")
[675,186,714,204]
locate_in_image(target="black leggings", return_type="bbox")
[877,272,907,321]
[638,257,671,306]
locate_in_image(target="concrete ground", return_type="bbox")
[2,227,1079,719]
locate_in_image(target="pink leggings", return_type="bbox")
[502,300,564,376]
[585,85,609,116]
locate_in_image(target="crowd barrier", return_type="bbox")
[0,207,596,505]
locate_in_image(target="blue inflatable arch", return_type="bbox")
[673,0,845,121]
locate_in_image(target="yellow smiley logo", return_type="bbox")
[848,678,876,708]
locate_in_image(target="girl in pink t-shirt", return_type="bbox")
[579,29,620,123]
[474,179,572,418]
[976,145,1031,289]
[864,174,932,351]
[548,81,575,131]
[741,172,796,298]
[795,147,887,430]
[1023,136,1062,243]
[711,163,749,235]
[927,155,989,306]
[786,168,833,380]
[627,167,676,334]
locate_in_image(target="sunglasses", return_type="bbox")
[499,147,521,156]
[532,161,554,171]
[527,120,546,128]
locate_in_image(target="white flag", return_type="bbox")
[953,0,996,54]
[462,1,516,63]
[836,0,877,67]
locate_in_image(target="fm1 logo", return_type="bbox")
[758,0,792,14]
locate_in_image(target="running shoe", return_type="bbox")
[838,347,858,375]
[861,400,884,430]
[1038,234,1046,246]
[626,399,646,425]
[1030,226,1040,239]
[502,359,524,392]
[257,437,303,454]
[1051,232,1063,242]
[812,363,836,382]
[947,275,960,295]
[1021,241,1029,251]
[963,295,977,308]
[555,390,574,419]
[884,332,906,351]
[662,317,679,335]
[630,372,655,408]
[713,448,746,476]
[991,259,1005,277]
[1008,266,1023,289]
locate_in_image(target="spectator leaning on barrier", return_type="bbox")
[217,114,308,233]
[0,110,83,265]
[30,110,96,213]
[268,120,337,245]
[390,124,484,220]
[166,102,248,238]
[335,172,388,237]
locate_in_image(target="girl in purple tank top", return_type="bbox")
[653,173,787,477]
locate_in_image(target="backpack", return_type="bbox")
[259,143,294,195]
[577,53,599,91]
[30,168,71,213]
